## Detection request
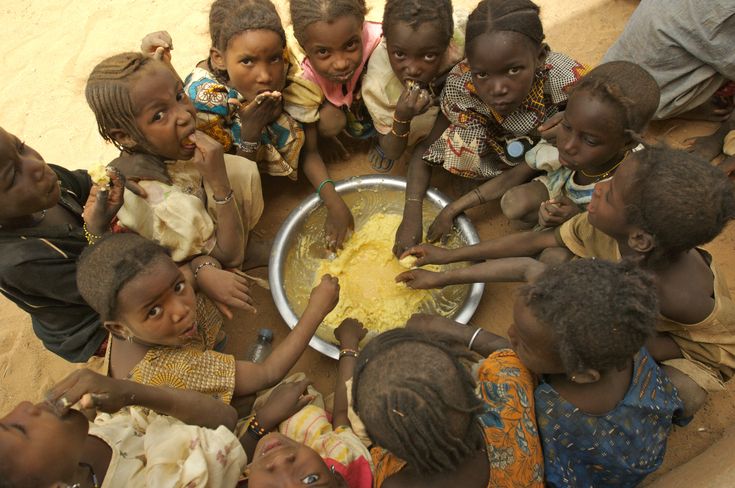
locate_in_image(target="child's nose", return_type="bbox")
[405,63,421,79]
[255,67,273,85]
[333,56,351,72]
[490,78,508,96]
[170,300,190,322]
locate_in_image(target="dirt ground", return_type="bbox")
[0,0,733,483]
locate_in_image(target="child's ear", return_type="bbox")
[210,47,226,71]
[536,43,550,67]
[107,129,137,151]
[627,228,655,254]
[104,320,130,340]
[570,368,600,384]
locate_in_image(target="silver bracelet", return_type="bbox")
[193,261,220,280]
[212,189,234,205]
[238,140,261,153]
[468,327,483,350]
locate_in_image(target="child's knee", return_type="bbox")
[662,365,708,418]
[501,187,535,220]
[538,247,573,266]
[317,104,346,138]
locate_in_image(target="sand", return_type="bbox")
[1,0,733,484]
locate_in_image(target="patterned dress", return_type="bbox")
[536,348,686,487]
[371,349,544,487]
[424,52,587,179]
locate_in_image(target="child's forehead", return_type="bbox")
[303,15,362,45]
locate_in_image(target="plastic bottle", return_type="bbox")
[505,137,534,163]
[246,328,273,363]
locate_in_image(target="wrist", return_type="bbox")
[339,340,360,350]
[210,183,232,200]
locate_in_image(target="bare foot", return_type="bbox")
[676,98,733,123]
[243,238,273,270]
[684,122,731,160]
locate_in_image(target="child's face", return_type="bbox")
[507,298,565,375]
[586,153,638,238]
[216,29,286,102]
[467,31,545,117]
[556,89,629,172]
[112,257,199,347]
[249,433,343,487]
[385,20,447,87]
[0,127,61,221]
[302,16,363,84]
[128,62,198,161]
[0,401,89,486]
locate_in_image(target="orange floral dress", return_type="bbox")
[371,349,544,487]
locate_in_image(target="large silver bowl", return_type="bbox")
[269,175,484,359]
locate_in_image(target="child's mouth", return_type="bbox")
[181,133,196,150]
[258,435,285,457]
[179,323,197,338]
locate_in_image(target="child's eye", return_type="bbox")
[316,48,328,56]
[474,72,488,79]
[392,50,406,60]
[301,474,320,484]
[508,66,522,75]
[270,55,283,64]
[174,281,186,293]
[147,306,163,319]
[241,57,253,66]
[152,111,165,122]
[176,91,186,102]
[424,53,438,62]
[583,137,598,146]
[346,40,358,50]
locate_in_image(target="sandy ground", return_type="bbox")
[1,0,733,483]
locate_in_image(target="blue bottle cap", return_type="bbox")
[507,140,525,158]
[258,328,274,341]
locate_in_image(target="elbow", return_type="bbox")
[222,405,238,431]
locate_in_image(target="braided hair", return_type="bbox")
[85,52,157,153]
[570,61,659,134]
[382,0,454,49]
[465,0,544,56]
[624,145,735,268]
[210,0,286,52]
[77,233,171,322]
[352,328,484,475]
[521,259,657,373]
[289,0,367,47]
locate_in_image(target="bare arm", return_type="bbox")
[447,228,562,263]
[332,319,367,428]
[645,333,684,362]
[405,314,510,357]
[396,257,547,289]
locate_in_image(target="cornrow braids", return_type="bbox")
[465,0,543,56]
[210,0,286,53]
[569,61,659,134]
[289,0,367,47]
[383,0,454,49]
[352,329,484,475]
[77,233,171,322]
[521,259,658,373]
[625,145,735,268]
[85,52,156,153]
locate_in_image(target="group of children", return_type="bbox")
[0,0,734,486]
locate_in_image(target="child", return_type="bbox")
[76,232,340,406]
[246,319,373,487]
[407,259,686,487]
[85,53,263,266]
[427,60,659,239]
[402,146,735,414]
[175,0,305,180]
[361,0,466,172]
[394,0,586,256]
[284,0,381,140]
[0,126,126,362]
[351,327,544,488]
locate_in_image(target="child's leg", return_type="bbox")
[317,103,347,138]
[662,365,708,418]
[500,180,550,224]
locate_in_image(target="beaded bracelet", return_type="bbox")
[316,179,334,199]
[247,416,267,439]
[213,189,234,205]
[339,348,359,359]
[83,223,103,245]
[238,140,261,153]
[193,261,219,280]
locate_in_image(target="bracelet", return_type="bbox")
[193,261,219,280]
[405,196,423,203]
[83,222,103,245]
[390,128,409,138]
[316,179,334,199]
[339,348,359,359]
[392,114,411,125]
[473,188,485,205]
[247,416,267,439]
[212,189,234,205]
[238,140,261,153]
[468,327,483,351]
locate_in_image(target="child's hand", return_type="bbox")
[324,199,354,251]
[196,267,256,318]
[108,152,172,198]
[307,274,340,315]
[400,244,451,266]
[538,196,580,228]
[393,217,423,258]
[395,86,433,122]
[538,112,563,145]
[141,30,173,62]
[83,168,125,236]
[334,318,368,349]
[427,205,457,243]
[234,92,283,141]
[190,130,228,183]
[255,378,315,430]
[45,369,132,418]
[395,268,444,289]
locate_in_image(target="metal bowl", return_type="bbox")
[269,175,484,359]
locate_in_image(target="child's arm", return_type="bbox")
[233,275,340,396]
[405,314,510,357]
[427,163,539,242]
[141,30,173,64]
[332,319,368,428]
[394,113,451,257]
[645,332,684,362]
[183,255,256,318]
[47,369,238,430]
[302,124,354,251]
[378,86,433,160]
[396,257,547,289]
[191,131,246,268]
[235,92,284,160]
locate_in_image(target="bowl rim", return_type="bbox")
[268,175,485,360]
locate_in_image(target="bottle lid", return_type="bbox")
[258,328,274,341]
[506,140,526,158]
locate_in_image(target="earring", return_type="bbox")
[330,465,336,474]
[126,335,133,343]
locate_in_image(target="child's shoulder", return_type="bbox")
[658,248,719,325]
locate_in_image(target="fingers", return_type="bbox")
[538,111,563,132]
[125,180,149,198]
[214,301,234,320]
[395,271,413,283]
